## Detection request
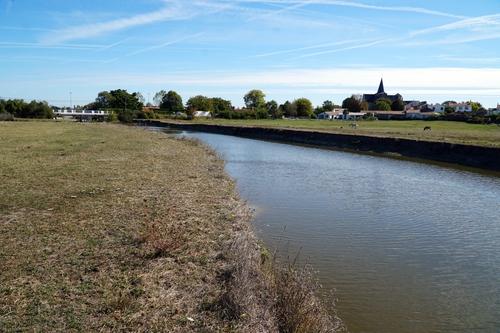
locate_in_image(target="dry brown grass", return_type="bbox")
[0,121,343,332]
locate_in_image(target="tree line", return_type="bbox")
[2,89,498,125]
[0,99,54,120]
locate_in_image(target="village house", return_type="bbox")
[404,101,427,112]
[427,103,445,113]
[317,108,346,120]
[194,111,211,118]
[455,102,473,113]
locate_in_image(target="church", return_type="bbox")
[363,79,403,105]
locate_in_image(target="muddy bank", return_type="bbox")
[140,120,500,172]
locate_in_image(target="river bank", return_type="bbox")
[0,122,341,332]
[140,120,500,172]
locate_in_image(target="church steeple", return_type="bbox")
[377,78,385,94]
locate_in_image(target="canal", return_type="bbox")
[163,128,500,333]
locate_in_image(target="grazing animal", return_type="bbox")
[423,126,432,131]
[350,123,358,129]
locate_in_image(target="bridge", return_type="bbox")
[54,109,110,121]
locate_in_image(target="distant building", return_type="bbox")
[340,112,366,120]
[363,79,403,107]
[370,110,406,120]
[143,105,160,113]
[455,103,473,113]
[404,101,427,112]
[405,110,436,120]
[427,103,445,113]
[193,111,211,118]
[487,104,500,115]
[317,109,345,120]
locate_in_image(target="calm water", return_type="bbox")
[162,128,500,333]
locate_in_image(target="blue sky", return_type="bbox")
[1,0,499,107]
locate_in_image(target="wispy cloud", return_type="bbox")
[254,38,368,57]
[217,0,465,19]
[291,38,391,59]
[0,41,106,50]
[38,1,226,45]
[406,13,500,45]
[104,33,205,63]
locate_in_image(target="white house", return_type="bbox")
[455,103,473,113]
[317,109,345,120]
[340,112,366,120]
[193,111,211,118]
[428,103,445,113]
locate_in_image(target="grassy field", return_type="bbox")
[0,121,341,332]
[181,119,500,148]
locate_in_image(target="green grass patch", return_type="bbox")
[181,118,500,147]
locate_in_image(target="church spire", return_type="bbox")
[377,78,385,94]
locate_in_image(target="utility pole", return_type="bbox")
[69,91,73,110]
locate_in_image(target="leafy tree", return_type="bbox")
[153,90,167,107]
[187,95,213,112]
[18,100,54,118]
[469,101,482,112]
[266,100,281,119]
[342,95,363,113]
[93,89,143,111]
[322,100,335,111]
[314,106,324,115]
[159,90,183,113]
[244,89,266,109]
[391,96,404,111]
[294,98,314,118]
[211,97,233,115]
[376,99,392,111]
[5,99,24,115]
[444,106,455,114]
[280,101,297,118]
[0,100,5,113]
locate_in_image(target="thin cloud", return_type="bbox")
[40,1,231,45]
[41,5,184,44]
[0,41,106,50]
[218,0,465,19]
[108,33,205,62]
[292,38,391,59]
[254,38,368,57]
[406,13,500,45]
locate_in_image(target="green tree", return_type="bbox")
[391,96,404,111]
[342,95,363,113]
[266,100,281,119]
[160,90,183,113]
[94,90,143,111]
[19,101,54,119]
[5,99,24,115]
[153,90,167,107]
[376,99,392,111]
[322,100,335,111]
[280,101,297,118]
[244,89,266,109]
[444,106,455,114]
[186,95,213,112]
[294,98,314,118]
[211,97,233,115]
[469,101,482,112]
